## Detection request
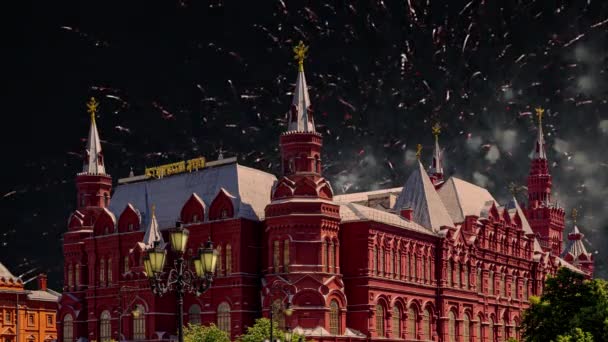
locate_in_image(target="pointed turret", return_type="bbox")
[75,98,113,210]
[142,205,165,249]
[527,107,551,204]
[287,41,315,132]
[561,209,594,276]
[83,97,106,175]
[428,123,444,185]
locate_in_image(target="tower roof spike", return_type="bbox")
[83,97,106,175]
[286,41,315,133]
[534,106,547,160]
[429,123,444,184]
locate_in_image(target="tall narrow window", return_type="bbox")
[373,246,378,275]
[412,254,417,280]
[426,256,431,282]
[421,256,426,282]
[329,300,340,335]
[99,259,105,285]
[107,258,112,285]
[389,249,394,278]
[379,247,384,277]
[476,316,482,342]
[463,313,470,342]
[217,245,223,276]
[405,253,410,280]
[329,241,335,273]
[67,264,73,288]
[422,309,431,340]
[500,318,506,341]
[375,305,385,337]
[524,279,529,299]
[283,240,290,272]
[100,311,111,342]
[63,314,73,342]
[500,274,506,297]
[448,311,456,342]
[217,302,231,333]
[273,241,279,273]
[392,306,401,338]
[464,264,469,290]
[124,256,130,273]
[189,304,201,325]
[396,251,401,279]
[225,244,232,275]
[74,264,79,287]
[512,276,518,298]
[488,317,494,342]
[455,263,461,287]
[489,271,494,295]
[133,305,146,340]
[408,308,417,339]
[324,240,329,273]
[477,268,482,293]
[447,260,452,286]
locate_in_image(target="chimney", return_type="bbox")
[400,207,413,220]
[37,273,47,291]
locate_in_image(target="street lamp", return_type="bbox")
[145,221,218,342]
[285,328,293,342]
[268,280,294,342]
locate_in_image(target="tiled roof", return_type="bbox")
[340,202,436,236]
[393,162,454,231]
[437,177,497,223]
[108,162,277,228]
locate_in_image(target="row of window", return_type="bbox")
[63,302,232,342]
[215,244,233,276]
[272,240,291,273]
[446,312,521,342]
[375,305,432,339]
[1,311,52,326]
[372,246,433,283]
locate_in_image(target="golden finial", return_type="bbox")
[87,97,99,122]
[535,107,544,124]
[571,208,578,224]
[293,41,308,72]
[432,122,441,142]
[416,144,423,160]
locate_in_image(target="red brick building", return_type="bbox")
[58,57,593,342]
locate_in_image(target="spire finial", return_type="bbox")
[572,208,578,224]
[87,97,99,123]
[151,204,156,218]
[293,41,308,72]
[535,107,544,125]
[416,144,423,160]
[432,122,441,142]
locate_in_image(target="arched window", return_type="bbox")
[463,313,471,342]
[514,316,521,340]
[422,309,431,340]
[372,246,378,275]
[283,240,290,272]
[464,264,469,290]
[512,276,518,298]
[389,249,394,278]
[408,307,417,339]
[273,241,279,273]
[133,304,146,340]
[488,270,494,295]
[396,251,401,279]
[476,315,483,342]
[500,273,506,297]
[455,263,461,287]
[74,264,79,287]
[324,240,329,273]
[329,241,335,273]
[63,314,73,342]
[217,302,231,333]
[225,244,232,275]
[500,317,506,341]
[379,247,384,277]
[488,317,494,342]
[67,264,73,288]
[447,260,452,286]
[426,256,431,282]
[217,245,223,276]
[477,268,483,293]
[329,300,340,335]
[99,259,105,285]
[405,253,410,280]
[189,304,201,325]
[412,253,417,280]
[100,310,111,342]
[448,311,456,342]
[272,300,285,330]
[375,304,385,337]
[421,255,426,282]
[392,306,401,338]
[524,278,529,299]
[107,258,112,285]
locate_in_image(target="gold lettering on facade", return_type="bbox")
[145,157,206,178]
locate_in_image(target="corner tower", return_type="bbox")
[263,42,345,335]
[524,107,565,255]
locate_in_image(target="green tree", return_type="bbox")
[520,268,608,342]
[238,318,305,342]
[184,323,231,342]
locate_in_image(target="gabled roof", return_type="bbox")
[108,163,277,228]
[340,202,436,236]
[437,177,497,223]
[393,162,454,231]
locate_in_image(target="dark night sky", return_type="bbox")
[2,0,608,289]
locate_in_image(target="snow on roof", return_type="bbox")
[341,202,435,235]
[437,177,498,223]
[27,289,60,302]
[0,262,19,283]
[393,162,454,231]
[333,187,403,204]
[109,163,277,228]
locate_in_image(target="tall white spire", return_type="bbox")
[429,123,444,179]
[83,97,106,175]
[142,204,165,249]
[533,107,547,160]
[287,41,315,132]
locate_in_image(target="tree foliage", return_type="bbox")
[521,268,608,342]
[184,323,231,342]
[238,318,305,342]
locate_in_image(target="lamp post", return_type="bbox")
[267,280,294,342]
[144,221,218,342]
